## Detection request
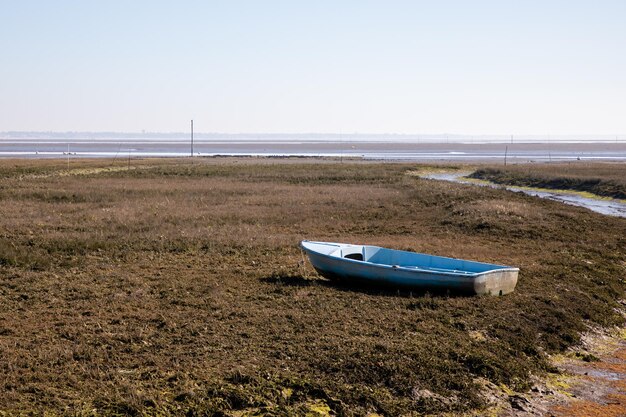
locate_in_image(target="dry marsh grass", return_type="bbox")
[0,158,624,416]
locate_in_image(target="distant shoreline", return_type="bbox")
[1,141,625,162]
[1,132,625,143]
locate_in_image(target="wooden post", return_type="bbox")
[191,119,194,157]
[504,145,508,166]
[339,131,343,163]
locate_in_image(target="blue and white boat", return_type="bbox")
[300,241,519,296]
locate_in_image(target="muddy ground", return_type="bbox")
[0,158,624,415]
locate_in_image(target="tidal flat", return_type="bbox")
[0,158,624,415]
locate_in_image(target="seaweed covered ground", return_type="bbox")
[468,163,626,200]
[0,158,624,415]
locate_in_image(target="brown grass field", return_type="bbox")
[0,158,624,416]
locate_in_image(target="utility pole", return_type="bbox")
[190,119,194,157]
[339,130,343,163]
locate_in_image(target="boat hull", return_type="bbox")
[301,241,518,296]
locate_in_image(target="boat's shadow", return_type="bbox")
[260,273,467,298]
[260,274,317,287]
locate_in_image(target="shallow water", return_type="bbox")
[1,140,626,162]
[423,172,626,218]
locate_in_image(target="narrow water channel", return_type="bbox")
[423,172,626,218]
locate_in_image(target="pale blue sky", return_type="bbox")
[1,1,624,134]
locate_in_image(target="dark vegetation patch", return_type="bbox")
[468,163,626,199]
[0,158,624,415]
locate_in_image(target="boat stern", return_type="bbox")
[473,268,519,296]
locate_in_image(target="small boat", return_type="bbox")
[300,240,519,296]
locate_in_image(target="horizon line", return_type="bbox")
[2,131,625,137]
